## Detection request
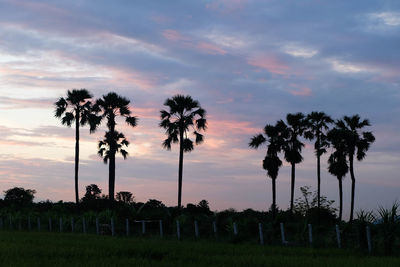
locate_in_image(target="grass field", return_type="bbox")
[0,231,399,266]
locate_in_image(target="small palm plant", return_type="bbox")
[159,94,207,209]
[377,202,399,255]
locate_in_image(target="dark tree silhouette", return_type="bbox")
[249,123,285,220]
[116,191,134,204]
[159,94,207,209]
[280,113,307,216]
[4,187,36,205]
[94,92,137,202]
[336,115,375,221]
[54,89,97,204]
[327,128,349,221]
[305,111,333,222]
[81,184,102,201]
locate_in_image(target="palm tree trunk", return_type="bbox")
[178,129,184,209]
[290,162,295,216]
[109,152,115,202]
[74,112,80,205]
[338,177,343,222]
[317,152,321,223]
[272,177,276,220]
[349,155,355,222]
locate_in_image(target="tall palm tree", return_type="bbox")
[54,89,97,205]
[94,92,137,202]
[159,94,207,209]
[280,113,307,216]
[305,111,333,221]
[336,115,375,221]
[249,123,284,220]
[327,127,349,222]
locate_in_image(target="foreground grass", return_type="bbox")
[0,231,398,266]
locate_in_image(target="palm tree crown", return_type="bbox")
[54,89,96,205]
[160,94,207,209]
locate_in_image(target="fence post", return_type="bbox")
[37,218,41,231]
[308,224,313,246]
[48,218,52,232]
[213,221,217,237]
[71,217,74,232]
[142,220,146,235]
[176,220,181,240]
[126,218,129,237]
[28,216,31,231]
[233,222,238,236]
[59,218,63,232]
[366,226,372,254]
[159,220,163,238]
[258,223,264,245]
[111,218,115,236]
[82,217,86,234]
[280,223,287,245]
[96,217,99,235]
[194,221,199,238]
[335,224,341,249]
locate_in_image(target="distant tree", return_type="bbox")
[4,187,36,206]
[81,184,102,201]
[305,111,333,222]
[336,115,375,221]
[94,92,138,202]
[54,89,98,205]
[294,186,336,217]
[160,94,207,209]
[327,127,349,221]
[280,113,307,216]
[249,123,285,220]
[197,200,210,210]
[116,191,134,204]
[145,199,165,209]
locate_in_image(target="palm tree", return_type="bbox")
[94,92,137,202]
[336,115,375,221]
[327,127,349,221]
[54,89,97,204]
[305,111,333,221]
[280,113,307,216]
[249,123,284,220]
[159,94,207,209]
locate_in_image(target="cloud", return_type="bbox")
[196,42,227,55]
[247,55,289,75]
[290,87,312,96]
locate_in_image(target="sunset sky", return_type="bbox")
[0,0,399,218]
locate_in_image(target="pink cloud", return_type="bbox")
[290,87,312,96]
[196,42,227,55]
[206,0,247,14]
[247,56,289,75]
[162,29,187,41]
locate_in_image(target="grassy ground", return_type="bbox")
[0,231,398,266]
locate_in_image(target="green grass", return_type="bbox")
[0,231,398,266]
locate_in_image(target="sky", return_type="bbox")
[0,0,399,218]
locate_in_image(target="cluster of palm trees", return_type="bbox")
[55,90,206,208]
[249,112,375,222]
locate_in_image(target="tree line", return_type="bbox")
[249,112,375,222]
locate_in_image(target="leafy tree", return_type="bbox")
[4,187,36,206]
[249,123,285,220]
[294,186,336,218]
[280,113,307,216]
[327,127,349,221]
[336,115,375,221]
[81,184,102,202]
[159,94,207,209]
[116,191,134,204]
[94,92,138,202]
[54,89,97,204]
[305,111,333,222]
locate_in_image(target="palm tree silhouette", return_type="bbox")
[249,123,285,220]
[336,115,375,221]
[280,113,307,216]
[327,127,349,221]
[305,111,333,222]
[159,95,207,209]
[54,89,97,205]
[94,92,137,202]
